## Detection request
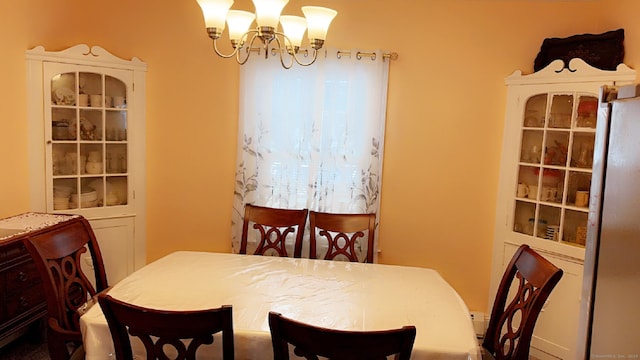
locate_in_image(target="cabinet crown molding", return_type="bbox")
[26,44,147,71]
[506,58,635,86]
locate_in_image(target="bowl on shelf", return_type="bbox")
[85,161,102,174]
[70,189,97,204]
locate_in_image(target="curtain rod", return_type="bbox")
[336,50,398,61]
[246,47,399,61]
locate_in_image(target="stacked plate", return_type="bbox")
[53,197,70,210]
[70,188,98,208]
[53,186,73,210]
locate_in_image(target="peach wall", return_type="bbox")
[2,0,638,313]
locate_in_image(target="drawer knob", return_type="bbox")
[18,271,28,282]
[19,296,29,307]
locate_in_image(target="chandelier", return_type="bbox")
[196,0,337,69]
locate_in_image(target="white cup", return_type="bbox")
[104,95,112,108]
[517,183,529,198]
[78,94,89,107]
[90,94,102,107]
[542,186,557,202]
[528,185,538,200]
[575,190,590,207]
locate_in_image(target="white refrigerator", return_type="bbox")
[578,84,640,359]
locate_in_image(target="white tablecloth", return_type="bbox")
[80,251,479,360]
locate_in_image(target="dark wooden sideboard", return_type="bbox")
[0,213,82,345]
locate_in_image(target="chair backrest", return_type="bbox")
[268,311,416,360]
[482,244,563,360]
[309,211,376,263]
[240,204,308,258]
[98,294,235,360]
[24,216,108,360]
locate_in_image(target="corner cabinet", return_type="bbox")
[26,45,147,284]
[490,58,635,359]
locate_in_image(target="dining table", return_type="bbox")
[80,251,480,360]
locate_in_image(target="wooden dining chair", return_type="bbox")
[24,216,109,360]
[240,204,308,258]
[268,311,416,360]
[481,244,563,360]
[98,294,234,360]
[309,211,376,263]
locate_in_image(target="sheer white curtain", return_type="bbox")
[231,48,390,257]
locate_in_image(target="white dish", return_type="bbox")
[52,87,75,105]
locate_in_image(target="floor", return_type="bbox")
[0,326,49,360]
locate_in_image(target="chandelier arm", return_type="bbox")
[237,33,261,65]
[274,31,318,67]
[273,36,294,69]
[293,48,319,67]
[212,39,239,59]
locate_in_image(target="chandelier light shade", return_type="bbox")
[195,0,337,68]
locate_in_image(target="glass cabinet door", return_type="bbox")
[513,92,597,247]
[49,69,129,211]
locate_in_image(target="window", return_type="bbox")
[231,49,391,257]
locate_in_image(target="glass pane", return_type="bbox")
[79,72,103,106]
[576,95,598,129]
[567,171,591,207]
[106,110,128,141]
[81,144,103,175]
[75,178,100,209]
[517,165,539,200]
[543,130,569,166]
[570,132,595,168]
[549,94,573,129]
[80,110,102,141]
[53,178,77,210]
[538,205,560,240]
[52,143,78,176]
[52,108,76,141]
[105,76,127,109]
[539,168,565,204]
[520,130,543,163]
[524,94,547,128]
[514,200,536,235]
[51,73,76,106]
[106,144,127,174]
[107,176,128,206]
[563,209,588,246]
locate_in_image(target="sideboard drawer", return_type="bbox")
[5,283,45,320]
[5,261,41,294]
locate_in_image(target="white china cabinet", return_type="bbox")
[490,58,635,359]
[26,44,147,283]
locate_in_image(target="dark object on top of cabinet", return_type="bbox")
[534,29,625,72]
